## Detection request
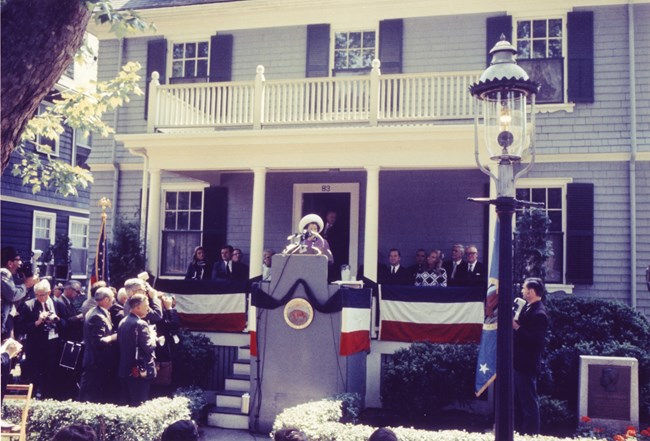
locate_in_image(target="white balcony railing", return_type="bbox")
[147,61,481,132]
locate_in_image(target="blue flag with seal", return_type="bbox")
[475,220,500,397]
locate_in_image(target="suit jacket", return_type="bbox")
[378,264,413,285]
[108,302,125,328]
[513,301,549,376]
[211,260,248,281]
[442,260,468,286]
[16,298,67,357]
[117,313,156,379]
[57,295,84,342]
[463,261,487,288]
[82,306,117,370]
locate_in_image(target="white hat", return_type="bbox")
[298,214,324,233]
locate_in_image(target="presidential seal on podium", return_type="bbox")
[284,298,314,330]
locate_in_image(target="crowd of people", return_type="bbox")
[1,246,179,409]
[376,243,487,289]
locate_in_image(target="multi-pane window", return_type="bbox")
[28,103,59,156]
[73,130,91,167]
[516,19,563,59]
[334,31,376,71]
[515,187,564,284]
[33,211,56,257]
[515,18,564,103]
[171,41,209,78]
[162,190,203,275]
[69,217,89,276]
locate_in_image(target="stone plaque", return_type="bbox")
[579,355,639,430]
[587,365,631,420]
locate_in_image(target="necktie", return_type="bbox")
[226,262,231,275]
[469,264,474,273]
[392,266,396,275]
[451,262,457,279]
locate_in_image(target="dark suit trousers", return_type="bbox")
[79,366,111,403]
[120,377,151,407]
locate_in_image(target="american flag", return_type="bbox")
[90,208,109,285]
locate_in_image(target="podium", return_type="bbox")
[250,254,367,433]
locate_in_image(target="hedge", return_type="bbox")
[1,396,190,441]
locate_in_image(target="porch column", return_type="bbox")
[363,165,380,281]
[249,167,267,278]
[146,168,162,276]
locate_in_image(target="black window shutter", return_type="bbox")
[210,34,234,82]
[566,183,594,285]
[485,15,512,67]
[306,24,330,77]
[379,19,403,74]
[202,186,228,264]
[567,11,594,103]
[145,38,167,119]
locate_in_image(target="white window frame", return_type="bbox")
[68,216,89,278]
[160,182,209,278]
[168,39,211,80]
[72,130,91,167]
[33,103,60,157]
[513,13,575,113]
[516,177,574,293]
[331,28,377,75]
[32,211,57,259]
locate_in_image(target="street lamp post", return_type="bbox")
[469,35,539,441]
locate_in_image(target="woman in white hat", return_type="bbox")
[294,214,334,264]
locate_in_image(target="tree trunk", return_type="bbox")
[1,0,91,172]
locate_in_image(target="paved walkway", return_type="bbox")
[199,427,269,441]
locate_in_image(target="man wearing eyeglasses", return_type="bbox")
[463,245,487,289]
[1,247,36,339]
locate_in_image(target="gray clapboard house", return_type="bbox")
[88,0,649,311]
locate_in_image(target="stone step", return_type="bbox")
[216,389,244,408]
[206,405,249,430]
[233,360,250,376]
[238,346,250,360]
[225,374,250,392]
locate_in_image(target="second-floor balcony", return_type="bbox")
[147,60,481,133]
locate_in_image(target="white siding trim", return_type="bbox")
[1,196,90,215]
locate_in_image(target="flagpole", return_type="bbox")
[90,197,112,288]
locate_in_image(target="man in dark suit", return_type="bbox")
[462,245,487,288]
[58,280,84,342]
[442,244,468,286]
[16,279,67,399]
[78,287,118,403]
[513,278,549,435]
[211,245,248,281]
[321,210,348,281]
[378,249,412,285]
[118,294,157,406]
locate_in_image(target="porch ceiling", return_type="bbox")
[117,124,493,172]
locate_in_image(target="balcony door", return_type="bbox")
[292,183,359,279]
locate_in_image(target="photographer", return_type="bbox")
[16,279,67,399]
[1,247,36,339]
[118,294,157,406]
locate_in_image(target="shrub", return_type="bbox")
[172,329,215,389]
[542,296,650,422]
[174,385,208,422]
[539,396,573,432]
[108,217,145,289]
[1,396,190,441]
[273,397,595,441]
[380,342,478,421]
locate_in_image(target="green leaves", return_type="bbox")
[88,0,156,37]
[14,62,143,197]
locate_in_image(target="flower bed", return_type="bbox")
[273,398,599,441]
[1,396,190,441]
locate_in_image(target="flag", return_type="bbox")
[90,210,109,285]
[379,285,484,344]
[339,289,372,356]
[249,300,257,357]
[475,220,500,397]
[174,292,247,332]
